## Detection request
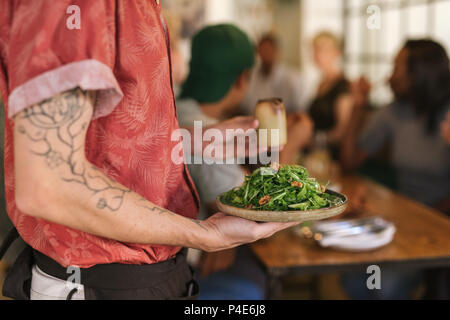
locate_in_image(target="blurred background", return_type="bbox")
[162,0,450,300]
[163,0,450,108]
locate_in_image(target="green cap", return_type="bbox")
[179,24,255,103]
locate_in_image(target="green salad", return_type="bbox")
[220,164,343,211]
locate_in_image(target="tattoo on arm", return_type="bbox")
[189,219,208,231]
[138,197,174,215]
[16,88,130,211]
[138,198,208,231]
[17,87,204,231]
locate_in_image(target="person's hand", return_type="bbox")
[350,77,371,109]
[198,248,236,277]
[440,111,450,145]
[201,212,300,252]
[202,116,282,160]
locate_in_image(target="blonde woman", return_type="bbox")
[308,31,353,158]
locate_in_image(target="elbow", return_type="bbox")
[15,179,54,220]
[15,187,41,219]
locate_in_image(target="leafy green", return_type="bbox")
[220,164,343,211]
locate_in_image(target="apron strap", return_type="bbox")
[0,227,19,260]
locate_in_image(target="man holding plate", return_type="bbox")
[0,0,297,300]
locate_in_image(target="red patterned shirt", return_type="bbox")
[0,0,199,267]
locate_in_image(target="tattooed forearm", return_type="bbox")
[140,201,174,215]
[138,198,208,231]
[16,88,130,211]
[189,219,208,231]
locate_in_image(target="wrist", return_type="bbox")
[181,218,220,252]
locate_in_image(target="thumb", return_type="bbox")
[211,212,227,219]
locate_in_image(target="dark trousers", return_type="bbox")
[1,229,199,300]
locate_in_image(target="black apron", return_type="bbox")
[0,228,199,300]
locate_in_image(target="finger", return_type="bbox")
[276,221,301,231]
[253,221,299,239]
[258,223,296,239]
[264,222,300,238]
[211,212,227,219]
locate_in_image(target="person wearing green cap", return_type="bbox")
[177,24,267,300]
[179,24,255,105]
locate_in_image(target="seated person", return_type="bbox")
[177,24,313,300]
[341,39,450,299]
[239,34,314,165]
[241,33,304,115]
[342,39,450,211]
[177,24,266,300]
[308,31,353,159]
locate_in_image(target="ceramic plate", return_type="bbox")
[216,190,348,222]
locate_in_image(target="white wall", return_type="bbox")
[434,0,450,54]
[204,0,235,24]
[205,0,274,42]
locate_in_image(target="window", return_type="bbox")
[343,0,450,107]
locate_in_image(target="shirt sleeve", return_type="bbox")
[357,106,394,156]
[6,0,122,119]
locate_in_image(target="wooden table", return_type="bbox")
[250,175,450,296]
